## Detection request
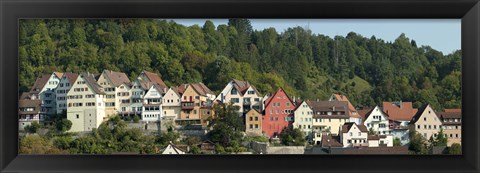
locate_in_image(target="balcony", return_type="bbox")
[182,102,195,110]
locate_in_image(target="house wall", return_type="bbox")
[262,89,294,138]
[97,73,117,117]
[340,125,368,148]
[129,80,145,116]
[67,75,105,132]
[117,84,132,113]
[56,75,72,114]
[444,125,461,146]
[162,88,181,119]
[41,74,61,115]
[180,86,202,121]
[293,102,313,138]
[409,105,443,140]
[216,83,262,115]
[142,86,162,122]
[245,110,262,136]
[363,106,391,135]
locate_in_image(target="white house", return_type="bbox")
[340,122,369,148]
[128,79,147,117]
[162,143,186,154]
[117,83,132,115]
[162,87,182,120]
[293,101,313,139]
[362,105,391,135]
[55,72,78,114]
[30,72,63,116]
[215,79,262,115]
[67,72,106,132]
[142,84,163,122]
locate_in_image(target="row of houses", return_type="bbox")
[18,70,462,147]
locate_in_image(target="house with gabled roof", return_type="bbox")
[262,88,295,138]
[137,70,168,94]
[215,79,263,116]
[245,109,263,136]
[362,105,391,135]
[178,83,216,126]
[408,104,443,140]
[383,101,417,128]
[340,122,369,148]
[162,142,186,154]
[437,109,461,146]
[30,72,63,116]
[97,70,131,117]
[55,72,78,114]
[67,72,106,132]
[162,87,182,120]
[142,84,163,123]
[308,100,350,145]
[293,100,313,139]
[329,94,361,124]
[18,93,45,130]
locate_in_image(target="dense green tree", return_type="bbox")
[207,103,244,147]
[279,127,306,146]
[447,143,462,155]
[55,119,72,133]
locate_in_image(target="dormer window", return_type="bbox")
[231,88,238,95]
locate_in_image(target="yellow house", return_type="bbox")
[97,70,131,117]
[245,109,262,136]
[437,109,462,146]
[178,83,215,125]
[307,100,350,145]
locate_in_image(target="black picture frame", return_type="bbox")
[1,0,479,172]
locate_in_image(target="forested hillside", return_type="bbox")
[19,19,461,111]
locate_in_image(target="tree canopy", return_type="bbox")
[19,19,461,110]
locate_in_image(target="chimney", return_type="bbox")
[164,87,167,93]
[293,96,296,103]
[333,106,335,111]
[399,100,402,109]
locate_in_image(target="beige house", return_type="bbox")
[329,94,361,124]
[437,109,461,146]
[307,100,350,145]
[368,135,394,147]
[162,87,182,119]
[97,70,131,117]
[245,109,262,136]
[408,104,443,141]
[340,122,369,148]
[67,72,106,132]
[293,101,313,139]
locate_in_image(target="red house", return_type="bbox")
[262,88,295,138]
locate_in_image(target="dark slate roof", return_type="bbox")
[63,72,79,84]
[81,72,105,95]
[363,106,389,121]
[103,70,131,87]
[306,100,350,119]
[30,74,51,92]
[18,99,43,115]
[409,104,429,124]
[341,122,368,133]
[231,79,261,96]
[321,134,343,148]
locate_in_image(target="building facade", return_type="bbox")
[362,105,391,135]
[97,70,131,117]
[340,122,369,148]
[18,93,45,130]
[142,85,163,122]
[438,110,462,146]
[293,101,313,139]
[329,94,361,124]
[55,72,78,114]
[262,88,295,138]
[245,109,262,136]
[408,104,443,140]
[308,101,350,145]
[67,73,106,132]
[179,83,215,125]
[215,79,263,115]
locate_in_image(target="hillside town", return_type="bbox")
[18,70,462,154]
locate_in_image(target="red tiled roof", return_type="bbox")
[190,83,215,96]
[321,134,343,148]
[383,101,417,121]
[18,99,43,115]
[142,70,168,90]
[231,79,261,96]
[63,72,79,84]
[53,72,64,79]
